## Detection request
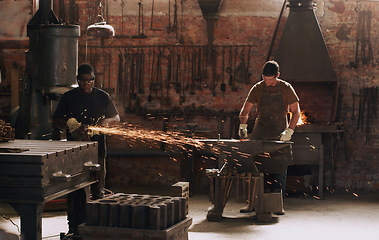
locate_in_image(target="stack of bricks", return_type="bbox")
[85,193,187,230]
[171,182,189,215]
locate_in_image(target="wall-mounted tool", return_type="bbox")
[179,0,185,44]
[167,0,178,34]
[211,47,219,96]
[220,47,226,92]
[117,50,124,98]
[353,10,373,66]
[132,1,147,39]
[147,49,154,102]
[150,0,163,31]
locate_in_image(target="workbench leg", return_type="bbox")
[254,174,273,222]
[185,145,195,196]
[318,145,324,198]
[11,203,44,240]
[206,177,225,222]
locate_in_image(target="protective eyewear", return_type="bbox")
[77,77,95,84]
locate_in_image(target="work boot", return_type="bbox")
[60,232,81,240]
[240,203,254,213]
[274,209,285,215]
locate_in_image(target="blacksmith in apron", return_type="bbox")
[238,61,300,213]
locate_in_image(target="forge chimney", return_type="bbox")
[275,0,337,83]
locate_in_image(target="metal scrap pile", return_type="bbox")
[0,120,14,142]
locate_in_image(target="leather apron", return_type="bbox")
[250,84,293,174]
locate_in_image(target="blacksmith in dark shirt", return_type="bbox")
[53,63,119,236]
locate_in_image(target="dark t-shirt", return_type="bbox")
[54,87,118,125]
[246,79,299,113]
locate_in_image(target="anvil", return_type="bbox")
[199,139,293,222]
[199,139,292,174]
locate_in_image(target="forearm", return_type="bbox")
[52,118,68,131]
[288,102,301,130]
[239,101,254,124]
[288,111,300,130]
[239,115,249,124]
[99,114,120,126]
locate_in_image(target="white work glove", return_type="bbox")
[239,124,248,139]
[279,128,294,141]
[67,118,82,133]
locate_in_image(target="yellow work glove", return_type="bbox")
[67,118,82,133]
[239,124,248,139]
[279,128,294,141]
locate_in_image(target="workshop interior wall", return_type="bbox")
[0,0,379,192]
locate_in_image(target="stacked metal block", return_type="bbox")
[171,182,189,215]
[86,193,187,230]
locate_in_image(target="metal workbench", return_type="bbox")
[0,140,99,240]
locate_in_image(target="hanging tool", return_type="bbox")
[175,52,181,94]
[236,47,249,84]
[211,47,219,96]
[220,47,226,92]
[148,49,154,102]
[351,92,356,120]
[246,45,252,81]
[197,47,203,90]
[179,0,185,44]
[150,0,162,31]
[117,50,124,97]
[164,48,172,105]
[203,46,208,86]
[185,49,191,91]
[167,0,171,33]
[357,88,363,131]
[140,49,146,94]
[227,46,233,87]
[135,49,144,95]
[121,0,125,35]
[361,11,373,65]
[132,1,147,38]
[157,48,164,104]
[353,10,374,66]
[231,46,238,91]
[105,0,109,23]
[128,52,136,110]
[175,53,181,102]
[123,49,130,106]
[107,49,112,93]
[173,0,179,37]
[190,48,196,95]
[180,50,186,104]
[167,0,178,34]
[101,49,107,89]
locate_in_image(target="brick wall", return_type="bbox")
[1,0,378,192]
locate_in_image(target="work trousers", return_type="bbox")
[264,171,287,198]
[67,135,107,234]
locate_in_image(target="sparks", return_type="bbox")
[88,124,206,150]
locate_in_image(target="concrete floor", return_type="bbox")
[1,190,379,240]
